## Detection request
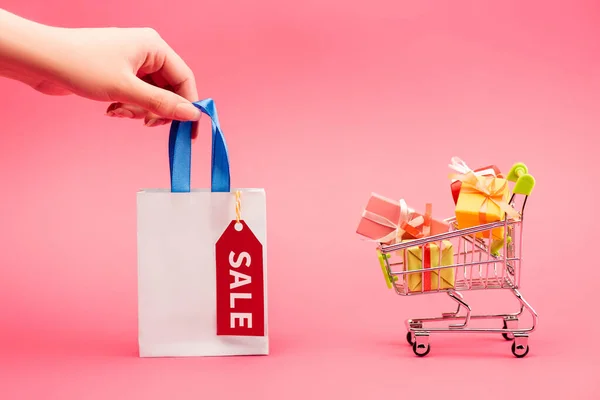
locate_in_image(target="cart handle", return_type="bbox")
[507,163,535,196]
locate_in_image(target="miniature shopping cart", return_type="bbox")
[377,163,537,358]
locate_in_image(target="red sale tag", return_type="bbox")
[216,220,265,336]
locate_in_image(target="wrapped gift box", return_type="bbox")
[454,176,511,240]
[451,165,503,204]
[404,240,455,292]
[357,193,449,244]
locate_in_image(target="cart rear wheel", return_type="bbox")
[412,342,431,357]
[406,332,414,345]
[511,341,529,358]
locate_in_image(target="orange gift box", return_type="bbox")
[357,193,450,244]
[454,176,511,240]
[449,157,519,240]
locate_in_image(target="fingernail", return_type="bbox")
[145,118,167,127]
[106,107,135,118]
[174,103,201,121]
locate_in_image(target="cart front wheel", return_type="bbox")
[511,341,529,358]
[406,332,414,345]
[412,342,431,357]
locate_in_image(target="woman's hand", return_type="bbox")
[0,9,200,134]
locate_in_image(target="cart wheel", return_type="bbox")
[406,332,414,345]
[511,341,529,358]
[412,341,431,357]
[502,321,514,341]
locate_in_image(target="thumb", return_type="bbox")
[123,78,201,121]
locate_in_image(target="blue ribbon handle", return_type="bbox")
[168,98,231,193]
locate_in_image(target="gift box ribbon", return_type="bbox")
[449,157,503,180]
[448,156,474,176]
[423,243,432,291]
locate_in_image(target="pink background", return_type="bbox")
[0,0,598,398]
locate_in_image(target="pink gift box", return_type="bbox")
[356,193,450,244]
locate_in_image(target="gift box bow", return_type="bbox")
[449,156,503,178]
[449,157,503,204]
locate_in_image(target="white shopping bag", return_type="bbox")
[137,99,268,357]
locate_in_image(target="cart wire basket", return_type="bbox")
[377,163,537,358]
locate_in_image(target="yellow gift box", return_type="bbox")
[454,175,514,241]
[404,240,455,292]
